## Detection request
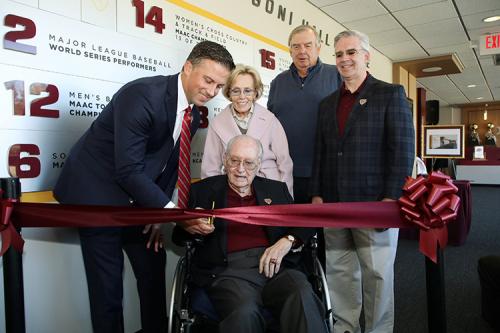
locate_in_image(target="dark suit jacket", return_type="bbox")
[310,75,415,203]
[173,175,315,287]
[54,74,200,208]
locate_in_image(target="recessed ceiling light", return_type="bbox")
[421,66,442,73]
[483,16,500,23]
[467,84,477,88]
[476,97,484,100]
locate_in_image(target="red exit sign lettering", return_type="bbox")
[479,33,500,56]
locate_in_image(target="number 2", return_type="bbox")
[3,14,37,54]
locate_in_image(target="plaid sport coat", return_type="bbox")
[310,74,415,203]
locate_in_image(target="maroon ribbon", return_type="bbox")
[0,189,24,256]
[0,174,460,263]
[398,171,460,263]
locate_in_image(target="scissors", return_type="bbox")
[207,201,215,225]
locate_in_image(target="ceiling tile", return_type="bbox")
[369,28,413,46]
[421,83,468,105]
[444,96,470,105]
[427,42,471,54]
[426,42,475,64]
[462,87,493,100]
[393,1,457,27]
[491,88,500,100]
[449,65,485,84]
[485,71,500,85]
[407,18,467,49]
[455,83,488,91]
[417,33,467,50]
[439,91,468,101]
[455,51,475,63]
[418,76,458,92]
[377,40,427,60]
[460,59,478,69]
[307,0,347,7]
[425,91,441,100]
[484,68,500,80]
[407,17,464,39]
[379,0,445,12]
[478,55,500,68]
[450,81,486,93]
[483,68,500,87]
[344,14,400,34]
[322,0,387,23]
[479,56,500,67]
[454,0,500,16]
[462,10,500,30]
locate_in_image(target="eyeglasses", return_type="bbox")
[334,48,364,58]
[227,157,259,171]
[291,42,314,51]
[229,88,255,97]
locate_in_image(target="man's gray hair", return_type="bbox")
[288,25,321,47]
[226,135,263,161]
[334,30,370,53]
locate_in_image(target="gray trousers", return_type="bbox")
[325,228,398,333]
[206,247,327,333]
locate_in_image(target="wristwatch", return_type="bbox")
[284,234,304,253]
[285,234,296,247]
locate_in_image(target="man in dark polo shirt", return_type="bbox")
[174,135,327,333]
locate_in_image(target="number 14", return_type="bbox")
[132,0,165,34]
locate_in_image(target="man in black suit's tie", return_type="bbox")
[54,41,234,333]
[310,30,415,333]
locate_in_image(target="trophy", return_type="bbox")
[485,123,497,146]
[469,123,481,146]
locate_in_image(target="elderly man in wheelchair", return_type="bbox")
[171,135,330,333]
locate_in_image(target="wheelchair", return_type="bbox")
[167,236,334,333]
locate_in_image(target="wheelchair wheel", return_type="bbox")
[168,257,193,333]
[315,257,334,332]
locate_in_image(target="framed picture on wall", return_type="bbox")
[422,125,465,159]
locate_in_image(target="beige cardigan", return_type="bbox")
[200,102,294,197]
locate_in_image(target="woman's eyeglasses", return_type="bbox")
[229,88,255,97]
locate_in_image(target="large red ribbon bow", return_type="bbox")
[398,171,460,263]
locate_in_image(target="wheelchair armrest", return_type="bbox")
[309,235,319,250]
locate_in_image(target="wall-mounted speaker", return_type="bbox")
[426,100,439,125]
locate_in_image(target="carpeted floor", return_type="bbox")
[394,185,500,333]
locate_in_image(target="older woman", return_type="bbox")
[201,64,293,196]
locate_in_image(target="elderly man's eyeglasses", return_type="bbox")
[334,48,364,58]
[227,158,258,170]
[229,88,255,97]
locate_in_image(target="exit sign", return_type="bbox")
[479,33,500,56]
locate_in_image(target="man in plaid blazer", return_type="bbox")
[310,30,415,333]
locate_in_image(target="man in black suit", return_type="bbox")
[174,135,327,333]
[310,30,415,333]
[54,41,234,333]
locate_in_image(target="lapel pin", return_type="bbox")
[360,99,367,105]
[264,198,272,205]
